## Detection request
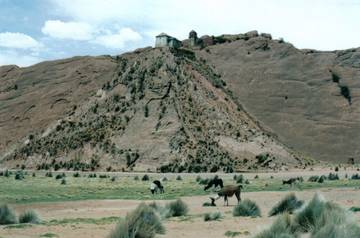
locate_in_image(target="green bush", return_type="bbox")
[308,176,319,182]
[351,174,360,180]
[165,199,188,217]
[257,194,360,238]
[269,193,303,216]
[15,170,25,180]
[108,203,165,238]
[204,212,222,221]
[45,172,53,177]
[142,174,149,181]
[234,174,244,184]
[255,214,297,238]
[0,204,17,225]
[317,175,326,183]
[19,210,40,224]
[73,172,80,178]
[134,175,139,181]
[327,173,339,180]
[233,199,261,217]
[176,175,182,181]
[61,178,66,185]
[312,222,360,238]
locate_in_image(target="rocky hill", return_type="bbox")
[0,31,359,172]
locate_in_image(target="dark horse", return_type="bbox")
[204,176,224,191]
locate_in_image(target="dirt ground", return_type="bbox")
[1,186,359,238]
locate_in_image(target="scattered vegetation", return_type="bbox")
[176,175,182,181]
[108,203,165,238]
[142,174,150,181]
[350,207,360,212]
[255,214,295,238]
[19,210,40,224]
[204,212,222,221]
[0,204,17,225]
[269,193,303,217]
[165,199,188,217]
[233,199,261,217]
[225,231,242,237]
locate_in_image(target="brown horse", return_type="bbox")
[210,185,242,206]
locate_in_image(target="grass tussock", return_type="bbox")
[165,199,188,217]
[204,211,222,221]
[256,193,360,238]
[233,199,261,217]
[0,204,17,225]
[108,203,165,238]
[19,210,41,224]
[269,193,303,217]
[255,213,298,238]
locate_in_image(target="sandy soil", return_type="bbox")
[1,187,359,238]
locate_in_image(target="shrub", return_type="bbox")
[254,175,259,179]
[327,173,339,180]
[317,175,326,183]
[292,193,354,234]
[269,193,303,217]
[99,174,108,178]
[111,176,116,182]
[61,178,66,185]
[225,231,242,237]
[4,169,11,177]
[234,174,244,184]
[32,172,36,177]
[45,172,53,177]
[55,174,64,180]
[176,175,182,181]
[108,203,165,238]
[308,175,319,182]
[73,172,80,178]
[134,175,139,181]
[19,210,40,224]
[142,174,149,181]
[351,174,360,180]
[196,175,202,182]
[0,204,17,225]
[312,222,360,238]
[233,199,261,217]
[165,199,188,217]
[204,212,222,221]
[255,214,297,238]
[15,171,25,180]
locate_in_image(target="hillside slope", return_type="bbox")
[197,34,360,163]
[0,47,302,172]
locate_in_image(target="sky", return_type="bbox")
[0,0,360,67]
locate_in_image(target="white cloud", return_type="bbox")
[94,28,142,49]
[0,50,42,67]
[0,32,42,49]
[41,20,94,40]
[50,0,360,50]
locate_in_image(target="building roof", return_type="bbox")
[156,32,171,37]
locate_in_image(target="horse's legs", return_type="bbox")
[235,191,241,204]
[224,195,228,206]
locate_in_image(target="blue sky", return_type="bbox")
[0,0,360,67]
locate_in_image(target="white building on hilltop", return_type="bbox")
[155,33,181,48]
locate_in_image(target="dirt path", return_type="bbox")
[1,187,359,238]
